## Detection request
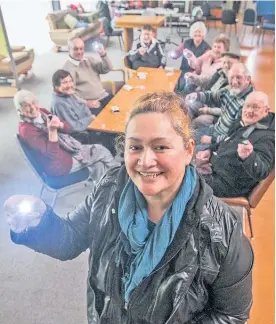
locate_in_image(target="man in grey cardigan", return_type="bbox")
[51,69,95,143]
[63,37,113,114]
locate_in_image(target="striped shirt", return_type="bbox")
[199,85,254,143]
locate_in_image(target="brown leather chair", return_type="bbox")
[222,168,275,239]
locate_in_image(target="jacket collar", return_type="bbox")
[52,90,72,98]
[229,112,275,139]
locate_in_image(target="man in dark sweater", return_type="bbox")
[195,91,275,198]
[128,25,166,70]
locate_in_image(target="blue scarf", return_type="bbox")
[118,165,197,302]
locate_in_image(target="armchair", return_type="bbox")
[0,46,34,77]
[46,9,102,51]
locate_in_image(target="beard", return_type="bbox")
[229,87,242,96]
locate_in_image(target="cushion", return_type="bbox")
[56,18,68,29]
[64,14,79,29]
[78,11,99,23]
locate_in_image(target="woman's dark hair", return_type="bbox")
[52,69,72,88]
[115,91,193,157]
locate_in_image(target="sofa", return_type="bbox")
[46,9,102,50]
[0,46,34,77]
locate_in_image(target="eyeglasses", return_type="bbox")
[244,103,264,111]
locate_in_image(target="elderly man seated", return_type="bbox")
[15,90,119,181]
[51,69,95,143]
[195,91,275,198]
[186,63,254,151]
[188,52,240,128]
[63,37,113,114]
[128,25,166,70]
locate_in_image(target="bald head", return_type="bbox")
[242,91,270,126]
[228,63,251,95]
[68,37,85,61]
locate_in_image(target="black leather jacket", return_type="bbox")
[11,166,254,324]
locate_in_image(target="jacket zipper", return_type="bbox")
[125,220,199,323]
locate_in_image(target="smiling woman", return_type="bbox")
[123,92,195,219]
[5,91,253,324]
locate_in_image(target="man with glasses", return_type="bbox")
[195,91,275,198]
[128,25,166,70]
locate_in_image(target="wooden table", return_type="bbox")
[88,67,181,134]
[115,15,165,51]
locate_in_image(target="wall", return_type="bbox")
[1,0,53,54]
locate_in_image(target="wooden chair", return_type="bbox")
[123,55,136,80]
[222,168,275,239]
[101,68,126,95]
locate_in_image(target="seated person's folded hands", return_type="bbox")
[199,106,209,114]
[86,100,101,109]
[47,115,62,131]
[196,149,211,164]
[200,135,212,144]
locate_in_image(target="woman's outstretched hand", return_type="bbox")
[4,195,46,233]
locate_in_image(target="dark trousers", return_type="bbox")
[92,93,114,116]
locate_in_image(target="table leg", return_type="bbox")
[122,28,133,52]
[169,14,173,35]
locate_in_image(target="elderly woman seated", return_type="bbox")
[170,21,210,90]
[14,90,119,182]
[182,34,230,94]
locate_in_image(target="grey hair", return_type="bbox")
[245,91,270,107]
[13,90,37,113]
[67,36,84,49]
[229,62,251,77]
[189,21,207,39]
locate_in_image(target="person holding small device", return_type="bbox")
[195,91,275,198]
[15,90,119,180]
[63,37,113,113]
[5,91,253,323]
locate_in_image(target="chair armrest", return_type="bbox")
[109,68,126,83]
[221,197,249,208]
[50,29,70,33]
[102,80,116,95]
